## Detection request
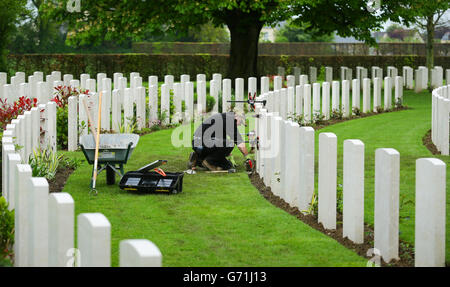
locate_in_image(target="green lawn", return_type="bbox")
[316,89,450,264]
[63,128,366,267]
[61,87,448,266]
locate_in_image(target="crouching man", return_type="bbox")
[188,112,253,171]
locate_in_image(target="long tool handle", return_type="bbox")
[92,92,103,190]
[82,97,98,142]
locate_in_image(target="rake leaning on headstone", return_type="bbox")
[188,112,253,172]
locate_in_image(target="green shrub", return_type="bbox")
[8,54,448,80]
[28,147,63,181]
[206,95,216,113]
[56,107,69,150]
[0,197,14,265]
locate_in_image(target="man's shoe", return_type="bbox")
[202,159,222,171]
[187,152,198,169]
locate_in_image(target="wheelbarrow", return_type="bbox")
[79,133,140,185]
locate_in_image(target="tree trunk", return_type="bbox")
[226,12,263,80]
[426,15,434,91]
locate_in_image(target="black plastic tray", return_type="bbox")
[119,171,184,194]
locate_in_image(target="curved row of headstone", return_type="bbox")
[260,76,403,123]
[1,67,447,151]
[431,85,450,155]
[1,101,162,267]
[276,65,449,91]
[255,104,446,267]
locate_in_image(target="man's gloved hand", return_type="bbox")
[227,155,237,167]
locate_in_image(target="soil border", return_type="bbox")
[248,172,415,267]
[423,129,440,155]
[48,167,75,193]
[310,106,410,131]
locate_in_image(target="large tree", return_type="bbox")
[0,0,28,72]
[44,0,407,79]
[396,0,449,89]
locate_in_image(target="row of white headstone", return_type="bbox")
[261,76,403,123]
[1,102,163,267]
[431,85,450,155]
[66,73,258,150]
[255,106,446,267]
[275,65,448,91]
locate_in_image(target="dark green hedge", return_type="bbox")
[6,54,449,80]
[132,42,450,57]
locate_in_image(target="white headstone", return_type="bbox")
[28,177,49,267]
[312,83,321,120]
[303,84,311,123]
[342,80,350,118]
[235,78,244,113]
[222,79,231,113]
[14,164,32,266]
[394,76,403,105]
[80,74,90,90]
[68,96,78,151]
[249,77,257,97]
[0,72,6,99]
[297,127,315,211]
[287,86,295,118]
[97,73,107,92]
[77,213,111,267]
[322,82,330,120]
[374,148,400,263]
[210,80,219,113]
[332,81,340,113]
[384,77,391,110]
[123,88,134,128]
[120,239,162,267]
[180,74,190,101]
[318,132,337,229]
[373,77,381,112]
[161,84,170,126]
[274,76,282,91]
[352,79,360,113]
[362,78,371,113]
[415,158,446,267]
[6,152,20,210]
[295,85,303,117]
[343,139,365,244]
[185,81,194,122]
[48,193,74,267]
[148,85,158,126]
[136,86,146,129]
[261,76,269,95]
[173,83,182,123]
[111,89,121,132]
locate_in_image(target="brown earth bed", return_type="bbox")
[249,172,415,267]
[422,129,440,155]
[312,106,410,131]
[48,167,75,193]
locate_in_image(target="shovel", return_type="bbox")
[90,92,103,195]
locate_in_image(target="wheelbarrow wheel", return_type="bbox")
[106,165,116,185]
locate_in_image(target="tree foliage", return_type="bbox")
[275,21,334,42]
[394,0,450,88]
[42,0,416,77]
[0,0,28,71]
